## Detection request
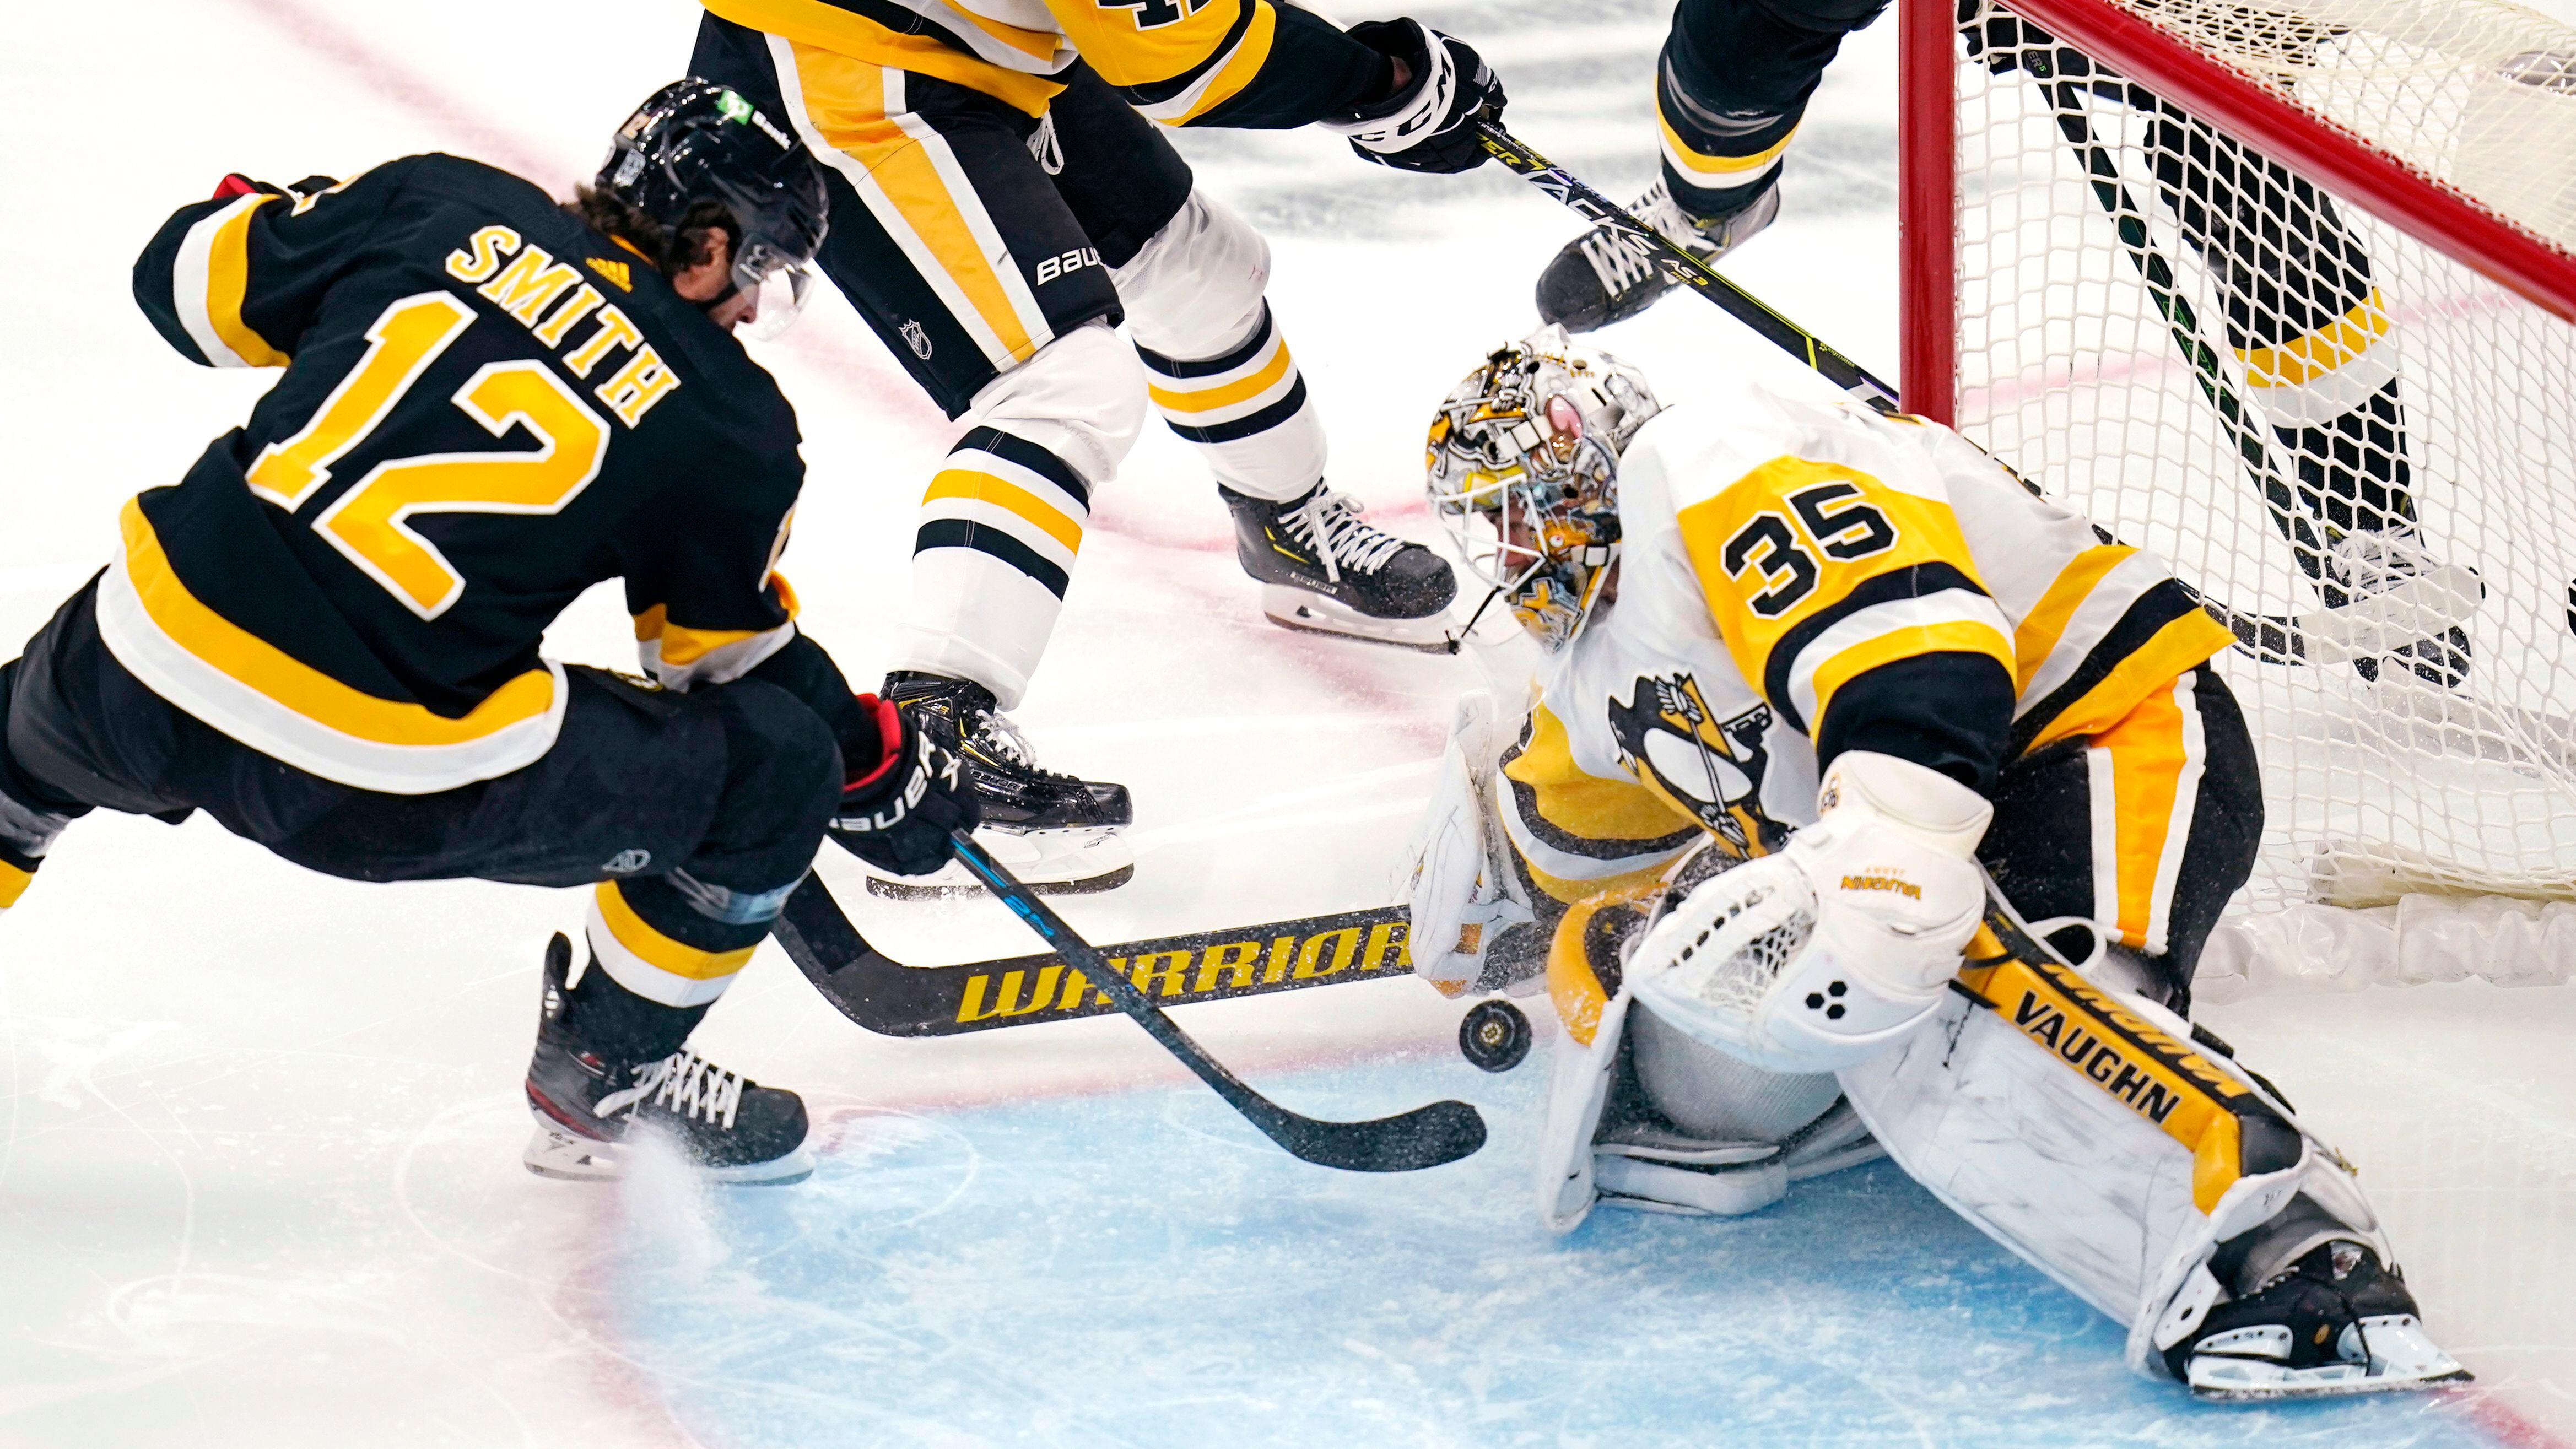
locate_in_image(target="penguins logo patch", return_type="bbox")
[1606,673,1789,859]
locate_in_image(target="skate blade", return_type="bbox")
[2187,1316,2472,1401]
[521,1127,817,1187]
[862,825,1134,900]
[1261,585,1462,653]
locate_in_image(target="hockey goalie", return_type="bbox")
[1401,329,2469,1399]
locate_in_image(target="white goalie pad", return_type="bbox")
[1537,979,1878,1232]
[1835,990,2390,1381]
[1396,690,1533,992]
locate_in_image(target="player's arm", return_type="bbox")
[131,166,403,369]
[1052,1,1503,172]
[620,481,977,875]
[1677,452,2020,794]
[1401,694,1698,995]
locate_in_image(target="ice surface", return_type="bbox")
[1,0,2570,1444]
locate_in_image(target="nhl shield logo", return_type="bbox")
[900,319,932,359]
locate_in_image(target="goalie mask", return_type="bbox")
[1425,328,1662,650]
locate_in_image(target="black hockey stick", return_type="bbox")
[770,876,1411,1037]
[1473,121,1902,414]
[941,829,1486,1172]
[1473,120,2481,667]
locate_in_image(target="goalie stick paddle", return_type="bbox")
[929,831,1483,1173]
[1471,120,2483,667]
[770,877,1412,1038]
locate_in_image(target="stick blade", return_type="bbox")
[1261,1099,1488,1173]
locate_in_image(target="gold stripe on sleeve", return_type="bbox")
[209,195,290,367]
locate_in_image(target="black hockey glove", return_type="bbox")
[1331,19,1505,175]
[826,693,980,877]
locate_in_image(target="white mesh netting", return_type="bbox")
[1949,0,2576,915]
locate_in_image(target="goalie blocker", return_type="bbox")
[1400,332,2465,1397]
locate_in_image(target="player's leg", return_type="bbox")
[7,581,838,1181]
[1976,663,2264,1012]
[1832,668,2462,1395]
[0,655,93,917]
[1536,0,1886,331]
[503,673,840,1185]
[251,671,838,1183]
[1041,69,1460,647]
[2134,102,2466,686]
[1531,855,1884,1230]
[690,18,1142,878]
[1966,10,2465,685]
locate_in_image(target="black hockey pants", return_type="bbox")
[0,578,839,977]
[1656,0,1892,216]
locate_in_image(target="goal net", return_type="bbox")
[1900,0,2576,990]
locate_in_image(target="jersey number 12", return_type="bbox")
[244,291,610,620]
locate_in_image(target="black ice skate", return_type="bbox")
[2167,1240,2469,1399]
[1223,483,1460,651]
[522,934,814,1185]
[872,671,1134,899]
[1535,176,1780,334]
[2323,530,2475,689]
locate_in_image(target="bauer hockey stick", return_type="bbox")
[771,879,1410,1038]
[1472,121,2481,667]
[942,830,1486,1172]
[1472,121,1901,414]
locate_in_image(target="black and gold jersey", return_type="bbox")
[700,0,1383,126]
[118,155,813,794]
[1495,385,2235,908]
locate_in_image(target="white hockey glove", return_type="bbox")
[1397,691,1533,996]
[1625,751,1991,1073]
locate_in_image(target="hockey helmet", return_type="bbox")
[1425,327,1661,650]
[599,79,830,340]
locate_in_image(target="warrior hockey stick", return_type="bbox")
[1472,121,2482,666]
[770,877,1411,1038]
[943,829,1486,1172]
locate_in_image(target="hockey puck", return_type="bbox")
[1459,999,1533,1073]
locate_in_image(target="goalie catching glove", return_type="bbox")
[1625,751,1991,1074]
[827,694,980,877]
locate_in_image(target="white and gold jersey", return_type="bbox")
[703,0,1368,125]
[1499,384,2234,908]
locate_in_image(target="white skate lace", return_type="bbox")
[2325,528,2434,596]
[1281,490,1408,585]
[596,1048,744,1131]
[1579,181,1714,296]
[966,706,1043,774]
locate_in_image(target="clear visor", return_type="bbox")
[731,240,815,342]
